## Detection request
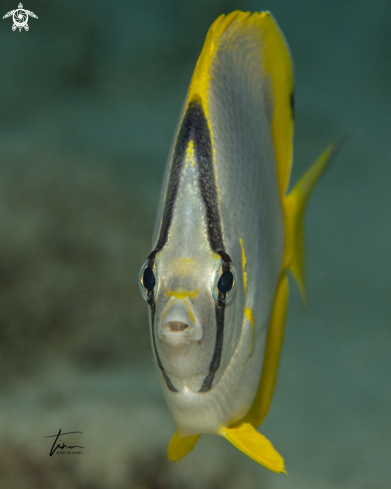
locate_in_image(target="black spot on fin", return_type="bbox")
[290,91,295,120]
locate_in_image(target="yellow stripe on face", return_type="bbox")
[239,238,247,291]
[186,139,194,158]
[164,257,199,314]
[240,238,254,353]
[184,139,196,169]
[166,290,199,300]
[244,307,254,354]
[163,291,198,323]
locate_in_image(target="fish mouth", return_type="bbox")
[158,296,202,342]
[167,321,189,332]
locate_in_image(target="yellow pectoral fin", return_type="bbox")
[284,143,336,302]
[167,431,201,462]
[220,423,286,474]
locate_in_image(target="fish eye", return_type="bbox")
[142,267,155,291]
[211,260,237,306]
[217,270,234,293]
[139,260,158,301]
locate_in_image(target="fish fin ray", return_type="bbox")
[221,423,286,474]
[284,143,336,302]
[167,430,201,462]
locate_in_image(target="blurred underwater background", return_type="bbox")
[0,0,390,487]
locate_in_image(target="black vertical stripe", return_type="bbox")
[149,99,225,258]
[149,300,178,392]
[149,101,200,257]
[191,102,225,252]
[198,305,225,392]
[147,98,229,393]
[190,101,229,392]
[290,90,295,120]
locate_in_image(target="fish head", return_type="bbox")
[139,239,244,394]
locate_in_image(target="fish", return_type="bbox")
[138,10,334,473]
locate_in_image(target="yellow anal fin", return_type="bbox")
[220,423,286,474]
[167,430,201,462]
[284,143,336,302]
[242,273,288,428]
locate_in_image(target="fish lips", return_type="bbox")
[159,296,203,344]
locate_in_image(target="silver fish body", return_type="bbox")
[139,11,333,472]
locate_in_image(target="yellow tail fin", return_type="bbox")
[167,431,201,462]
[283,144,335,302]
[220,423,286,474]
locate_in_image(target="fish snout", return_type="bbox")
[159,297,202,343]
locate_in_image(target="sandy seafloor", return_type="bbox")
[0,0,390,487]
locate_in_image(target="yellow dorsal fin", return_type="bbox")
[248,13,294,199]
[167,430,201,462]
[185,11,294,207]
[186,11,293,134]
[187,10,248,114]
[283,144,335,301]
[220,423,286,474]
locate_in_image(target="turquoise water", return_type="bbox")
[0,1,390,487]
